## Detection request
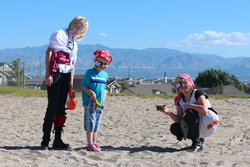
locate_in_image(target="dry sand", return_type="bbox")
[0,94,250,167]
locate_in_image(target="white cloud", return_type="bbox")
[98,32,108,37]
[177,30,250,48]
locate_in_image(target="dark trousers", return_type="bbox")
[41,71,71,143]
[170,109,200,141]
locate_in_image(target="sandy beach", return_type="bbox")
[0,94,250,167]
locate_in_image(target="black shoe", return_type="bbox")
[52,140,70,149]
[190,144,203,152]
[41,145,49,150]
[200,138,205,144]
[41,141,49,150]
[189,138,203,152]
[177,136,183,141]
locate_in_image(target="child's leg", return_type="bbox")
[84,101,95,145]
[85,131,101,151]
[92,107,103,144]
[93,131,97,144]
[86,131,94,145]
[92,131,101,150]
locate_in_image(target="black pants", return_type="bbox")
[170,109,200,141]
[42,71,71,142]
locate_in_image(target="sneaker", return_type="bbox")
[94,144,102,150]
[86,144,101,151]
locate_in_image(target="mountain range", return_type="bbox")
[0,44,249,82]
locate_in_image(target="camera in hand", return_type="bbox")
[156,105,163,111]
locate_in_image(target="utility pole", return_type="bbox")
[128,66,131,79]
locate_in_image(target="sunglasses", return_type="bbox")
[100,62,108,65]
[175,80,187,89]
[95,60,109,67]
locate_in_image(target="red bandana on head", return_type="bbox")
[178,74,195,88]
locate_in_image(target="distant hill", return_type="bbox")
[0,44,249,82]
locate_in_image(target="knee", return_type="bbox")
[53,115,67,126]
[170,123,180,135]
[170,123,183,141]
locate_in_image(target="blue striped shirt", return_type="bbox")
[81,68,108,106]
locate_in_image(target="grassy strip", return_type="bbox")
[0,86,47,97]
[108,93,176,99]
[1,86,250,99]
[208,94,250,99]
[108,92,250,99]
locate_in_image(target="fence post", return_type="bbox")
[3,64,5,86]
[23,62,25,88]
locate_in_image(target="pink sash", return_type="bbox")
[50,51,70,75]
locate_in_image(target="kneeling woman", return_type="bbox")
[160,74,219,152]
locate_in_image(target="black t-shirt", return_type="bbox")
[194,89,209,101]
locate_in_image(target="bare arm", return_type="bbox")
[81,86,96,101]
[70,60,75,88]
[183,95,209,114]
[160,105,183,123]
[44,47,54,86]
[103,89,107,101]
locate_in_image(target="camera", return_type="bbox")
[156,105,163,111]
[67,41,74,50]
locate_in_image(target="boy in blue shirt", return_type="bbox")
[80,49,112,151]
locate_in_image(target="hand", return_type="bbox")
[161,106,172,115]
[88,91,96,101]
[183,104,192,113]
[69,88,75,99]
[44,75,53,86]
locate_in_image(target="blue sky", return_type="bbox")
[1,0,250,58]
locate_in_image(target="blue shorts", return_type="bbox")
[83,100,103,132]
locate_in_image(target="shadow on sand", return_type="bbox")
[0,146,72,151]
[0,145,191,153]
[0,146,43,150]
[83,145,191,153]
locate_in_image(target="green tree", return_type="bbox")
[120,79,129,90]
[8,58,25,87]
[195,68,243,91]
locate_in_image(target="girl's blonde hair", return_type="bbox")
[68,16,89,41]
[175,75,194,98]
